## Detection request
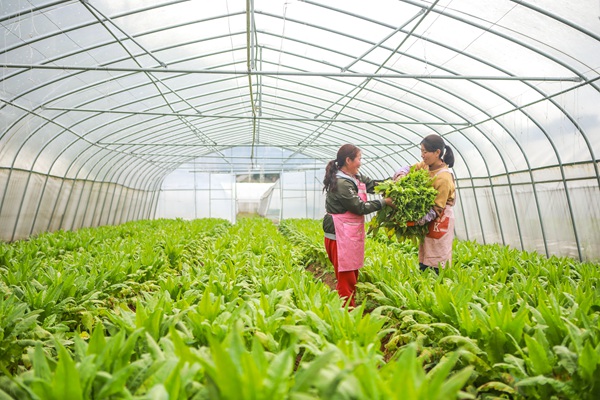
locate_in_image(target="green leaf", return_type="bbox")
[293,351,337,392]
[87,323,106,356]
[578,341,599,382]
[169,325,194,364]
[524,334,552,376]
[32,343,52,381]
[145,384,169,400]
[554,345,578,375]
[425,351,461,398]
[0,388,17,400]
[145,332,165,362]
[163,359,183,400]
[202,332,245,399]
[389,344,423,399]
[515,374,571,394]
[438,366,474,399]
[114,328,145,372]
[52,341,83,400]
[265,347,294,398]
[96,367,134,398]
[477,381,517,395]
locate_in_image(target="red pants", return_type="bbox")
[324,237,358,308]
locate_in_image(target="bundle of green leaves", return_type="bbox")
[368,167,438,242]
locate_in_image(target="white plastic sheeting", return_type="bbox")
[0,0,599,260]
[157,172,236,222]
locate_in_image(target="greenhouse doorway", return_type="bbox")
[235,172,279,219]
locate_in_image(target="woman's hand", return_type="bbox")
[384,197,396,208]
[393,165,411,181]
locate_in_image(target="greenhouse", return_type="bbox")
[1,1,599,399]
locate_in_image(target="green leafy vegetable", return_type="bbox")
[368,167,437,242]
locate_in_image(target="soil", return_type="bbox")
[305,263,336,290]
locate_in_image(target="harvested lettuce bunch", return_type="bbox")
[368,167,437,242]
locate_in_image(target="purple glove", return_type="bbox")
[417,208,437,225]
[393,165,411,180]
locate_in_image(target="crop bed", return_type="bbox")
[0,218,599,399]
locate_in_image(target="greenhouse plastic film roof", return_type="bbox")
[0,0,599,260]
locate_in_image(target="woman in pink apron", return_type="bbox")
[322,144,394,308]
[394,134,456,273]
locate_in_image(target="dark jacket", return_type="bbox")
[322,172,385,237]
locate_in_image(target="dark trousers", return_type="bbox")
[419,262,439,274]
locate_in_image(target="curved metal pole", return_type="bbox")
[1,0,596,256]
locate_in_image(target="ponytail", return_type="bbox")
[323,159,339,192]
[442,145,455,168]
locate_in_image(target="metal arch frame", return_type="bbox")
[301,0,442,125]
[0,65,408,178]
[0,99,170,234]
[0,64,237,202]
[0,66,568,196]
[0,63,510,242]
[55,146,153,229]
[0,101,144,239]
[0,45,580,167]
[272,2,599,176]
[54,117,203,226]
[259,66,502,247]
[1,6,584,145]
[238,11,592,234]
[390,0,599,260]
[215,17,590,256]
[254,3,598,257]
[0,100,176,237]
[1,1,589,258]
[0,3,300,233]
[3,76,204,228]
[3,0,589,104]
[44,128,165,234]
[89,64,458,155]
[391,0,600,175]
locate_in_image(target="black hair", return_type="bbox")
[323,143,360,192]
[421,134,455,168]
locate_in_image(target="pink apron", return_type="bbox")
[331,180,368,272]
[419,168,455,268]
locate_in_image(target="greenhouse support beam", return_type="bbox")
[509,0,600,41]
[342,8,426,72]
[97,142,412,148]
[43,106,468,125]
[135,152,395,158]
[315,0,440,120]
[485,160,600,179]
[0,0,72,22]
[457,174,597,188]
[445,77,600,136]
[78,1,238,174]
[253,5,597,259]
[246,0,259,165]
[81,0,167,68]
[79,0,229,161]
[393,0,600,256]
[0,64,582,81]
[446,75,600,261]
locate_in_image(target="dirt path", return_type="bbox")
[305,263,336,290]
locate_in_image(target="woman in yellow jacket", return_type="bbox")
[394,134,456,273]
